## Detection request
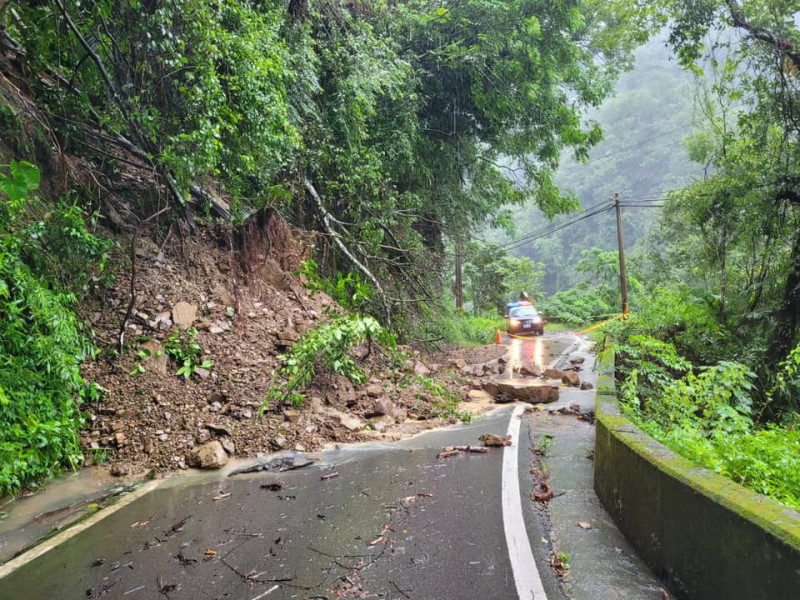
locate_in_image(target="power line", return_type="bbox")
[502,204,615,251]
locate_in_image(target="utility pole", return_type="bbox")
[614,193,629,318]
[454,240,463,311]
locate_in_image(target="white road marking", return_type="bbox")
[0,480,160,579]
[503,405,548,599]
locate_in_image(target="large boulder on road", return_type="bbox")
[495,381,559,404]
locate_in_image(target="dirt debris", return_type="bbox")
[80,219,502,479]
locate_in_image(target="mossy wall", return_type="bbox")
[594,350,800,599]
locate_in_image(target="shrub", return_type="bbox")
[617,335,800,509]
[0,162,107,496]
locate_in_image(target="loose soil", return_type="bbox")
[80,215,505,479]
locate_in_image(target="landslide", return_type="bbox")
[0,38,505,482]
[80,212,504,477]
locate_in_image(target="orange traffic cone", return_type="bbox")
[496,329,503,344]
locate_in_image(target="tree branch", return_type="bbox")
[725,0,800,70]
[304,179,390,318]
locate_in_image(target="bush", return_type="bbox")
[0,162,106,496]
[538,284,615,325]
[617,335,800,509]
[415,302,502,347]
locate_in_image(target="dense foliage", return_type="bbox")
[616,336,800,509]
[3,0,650,319]
[0,163,107,495]
[605,0,800,508]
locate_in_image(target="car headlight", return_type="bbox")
[532,316,542,324]
[509,318,520,326]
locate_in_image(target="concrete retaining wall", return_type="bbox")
[593,350,800,599]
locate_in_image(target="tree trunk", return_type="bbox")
[767,224,800,367]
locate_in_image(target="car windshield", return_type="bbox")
[510,306,538,318]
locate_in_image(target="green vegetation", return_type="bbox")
[164,328,213,380]
[616,336,800,509]
[262,313,386,410]
[0,162,108,496]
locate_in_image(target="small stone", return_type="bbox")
[210,401,222,412]
[544,368,564,380]
[284,410,300,423]
[155,429,165,435]
[144,440,155,454]
[194,367,211,380]
[578,521,592,530]
[114,432,127,446]
[295,444,307,452]
[365,384,383,398]
[110,464,130,477]
[159,434,169,442]
[220,438,235,455]
[272,435,288,449]
[164,412,172,421]
[209,326,225,335]
[449,358,468,370]
[580,381,594,390]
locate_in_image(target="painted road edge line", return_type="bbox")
[0,480,160,580]
[503,405,547,599]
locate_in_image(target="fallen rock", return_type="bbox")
[482,382,500,397]
[172,301,198,328]
[325,409,364,432]
[186,441,228,469]
[413,361,431,376]
[562,371,580,387]
[220,438,236,456]
[543,368,564,380]
[580,381,594,390]
[467,389,493,402]
[272,435,288,450]
[570,357,586,365]
[520,363,542,377]
[449,358,468,371]
[365,384,383,398]
[284,409,301,423]
[371,397,396,417]
[495,381,559,404]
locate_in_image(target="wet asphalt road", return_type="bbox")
[0,333,579,600]
[1,413,533,600]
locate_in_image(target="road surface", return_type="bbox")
[0,332,665,600]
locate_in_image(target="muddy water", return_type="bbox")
[0,468,126,564]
